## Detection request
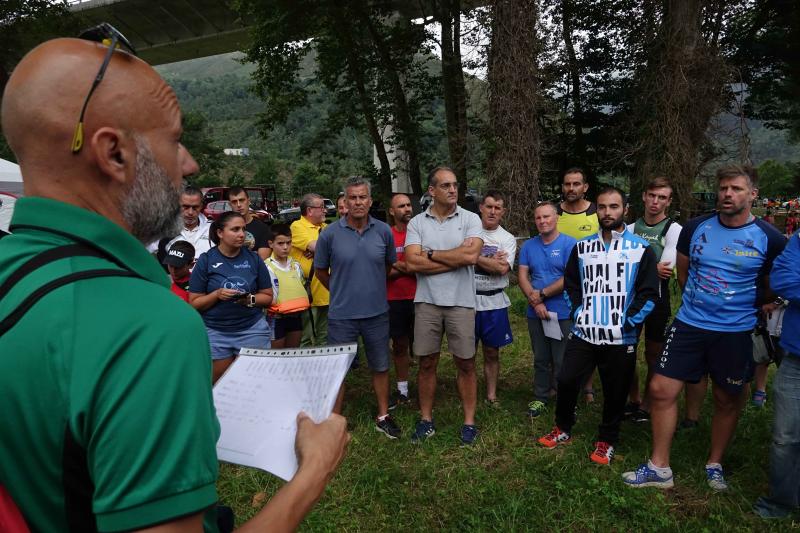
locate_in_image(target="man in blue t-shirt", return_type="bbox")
[754,232,800,519]
[623,164,785,492]
[314,177,401,439]
[518,202,577,417]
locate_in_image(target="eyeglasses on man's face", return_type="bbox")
[71,23,137,154]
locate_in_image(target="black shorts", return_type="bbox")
[643,282,671,343]
[389,299,414,339]
[654,318,754,395]
[274,312,303,340]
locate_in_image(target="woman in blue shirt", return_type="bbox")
[189,211,273,382]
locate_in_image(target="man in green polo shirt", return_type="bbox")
[0,34,348,531]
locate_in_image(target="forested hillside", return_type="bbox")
[157,52,799,200]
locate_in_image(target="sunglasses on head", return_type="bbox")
[71,23,137,154]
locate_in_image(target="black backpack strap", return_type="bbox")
[658,218,674,240]
[0,243,139,337]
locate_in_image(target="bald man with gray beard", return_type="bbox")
[0,29,348,531]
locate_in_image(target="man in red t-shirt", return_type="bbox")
[387,193,417,408]
[163,240,195,302]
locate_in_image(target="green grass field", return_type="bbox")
[218,285,790,531]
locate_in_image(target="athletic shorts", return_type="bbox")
[206,317,271,360]
[328,313,390,372]
[389,299,415,339]
[475,307,513,348]
[273,312,303,340]
[654,318,754,395]
[413,302,475,359]
[643,283,671,343]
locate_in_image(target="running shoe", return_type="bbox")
[706,464,728,491]
[375,414,401,439]
[589,441,615,465]
[527,400,546,418]
[630,408,651,423]
[460,424,479,446]
[388,390,410,410]
[752,390,767,408]
[537,426,571,449]
[411,419,436,443]
[622,463,674,489]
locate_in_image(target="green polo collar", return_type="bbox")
[9,197,169,287]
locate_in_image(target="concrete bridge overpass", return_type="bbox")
[69,0,468,65]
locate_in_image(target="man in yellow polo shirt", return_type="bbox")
[557,167,599,240]
[291,193,330,345]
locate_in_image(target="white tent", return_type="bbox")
[0,157,23,194]
[0,158,22,233]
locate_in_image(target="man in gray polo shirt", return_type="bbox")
[405,166,484,445]
[315,176,402,439]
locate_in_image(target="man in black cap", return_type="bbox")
[164,240,195,302]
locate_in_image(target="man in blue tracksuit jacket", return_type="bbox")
[537,186,659,465]
[755,231,800,519]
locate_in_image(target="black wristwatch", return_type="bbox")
[427,249,434,261]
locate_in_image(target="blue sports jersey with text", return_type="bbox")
[189,247,271,331]
[676,213,784,332]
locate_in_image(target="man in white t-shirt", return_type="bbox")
[474,190,517,405]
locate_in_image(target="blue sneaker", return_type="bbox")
[622,463,674,489]
[460,424,479,445]
[411,419,435,443]
[706,464,728,491]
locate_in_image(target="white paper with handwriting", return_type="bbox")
[213,344,356,480]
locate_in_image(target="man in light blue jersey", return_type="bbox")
[623,164,785,491]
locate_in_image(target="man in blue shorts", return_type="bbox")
[623,164,785,491]
[315,176,402,439]
[474,190,517,405]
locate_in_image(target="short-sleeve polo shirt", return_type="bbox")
[314,216,396,319]
[405,205,483,308]
[290,216,330,307]
[0,197,220,531]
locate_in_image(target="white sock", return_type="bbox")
[398,381,409,396]
[705,462,722,470]
[648,460,672,477]
[377,414,388,421]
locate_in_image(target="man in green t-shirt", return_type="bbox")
[0,32,348,531]
[625,176,683,422]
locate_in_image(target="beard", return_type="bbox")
[121,136,183,244]
[599,213,625,232]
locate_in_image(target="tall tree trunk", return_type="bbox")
[630,0,729,221]
[487,0,541,236]
[438,0,470,204]
[561,0,586,163]
[358,6,424,197]
[331,6,393,196]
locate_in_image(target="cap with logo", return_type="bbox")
[162,240,195,267]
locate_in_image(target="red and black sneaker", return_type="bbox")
[537,426,571,449]
[589,441,615,465]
